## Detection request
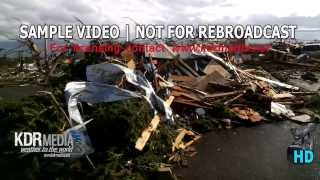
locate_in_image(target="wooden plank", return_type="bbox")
[177,58,200,77]
[127,59,136,69]
[181,135,201,149]
[272,93,295,99]
[173,99,209,108]
[171,91,202,101]
[135,115,160,151]
[165,96,175,107]
[205,90,245,99]
[224,93,245,105]
[172,129,201,152]
[172,129,186,152]
[135,96,174,151]
[175,63,193,77]
[160,41,200,77]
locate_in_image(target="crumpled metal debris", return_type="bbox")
[65,63,173,126]
[86,63,173,121]
[65,81,141,125]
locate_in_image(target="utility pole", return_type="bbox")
[44,37,49,70]
[18,50,23,72]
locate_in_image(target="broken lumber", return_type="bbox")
[135,96,174,151]
[172,128,201,152]
[224,93,245,105]
[205,90,245,99]
[160,41,200,77]
[198,51,300,90]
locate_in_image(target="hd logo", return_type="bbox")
[293,150,314,164]
[287,147,314,164]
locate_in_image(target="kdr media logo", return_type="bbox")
[14,132,74,157]
[13,130,94,158]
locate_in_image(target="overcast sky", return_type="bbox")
[0,0,320,40]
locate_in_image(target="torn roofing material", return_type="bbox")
[65,63,173,127]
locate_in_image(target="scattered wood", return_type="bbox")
[230,107,263,123]
[272,93,295,99]
[205,90,245,99]
[135,96,174,151]
[224,93,245,105]
[172,128,201,152]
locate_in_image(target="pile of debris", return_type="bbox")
[1,38,320,180]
